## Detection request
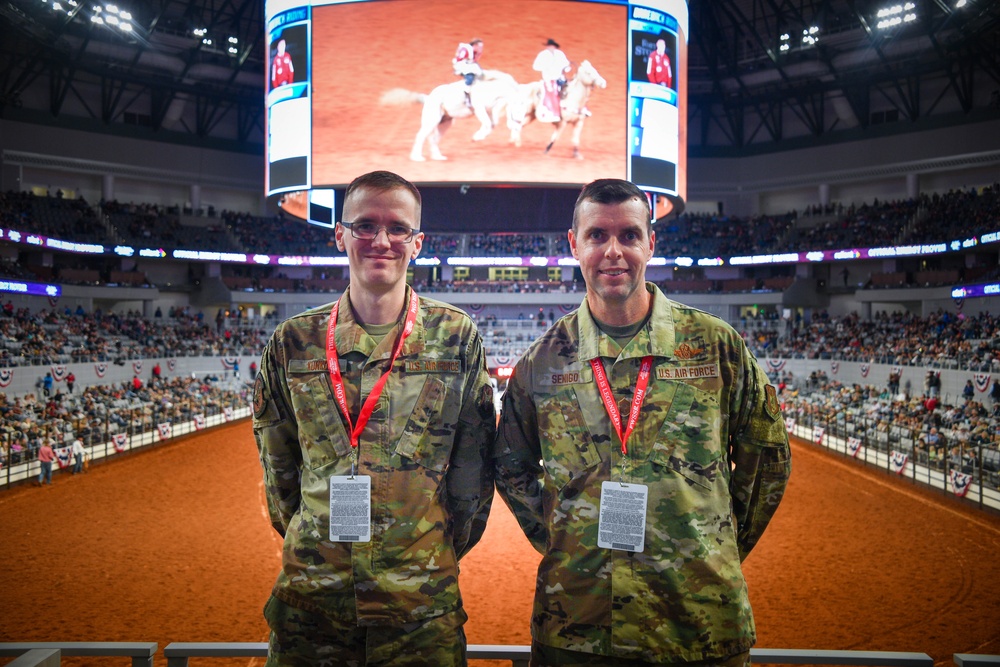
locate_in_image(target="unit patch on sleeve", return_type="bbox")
[253,374,268,419]
[764,384,780,421]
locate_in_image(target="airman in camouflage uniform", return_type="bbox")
[493,179,791,666]
[254,171,495,666]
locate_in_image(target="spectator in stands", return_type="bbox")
[253,170,495,666]
[66,372,75,394]
[493,178,791,666]
[964,380,975,402]
[42,373,53,397]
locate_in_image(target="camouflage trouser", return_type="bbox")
[530,641,752,667]
[263,595,468,667]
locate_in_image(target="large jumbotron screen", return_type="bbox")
[265,0,688,215]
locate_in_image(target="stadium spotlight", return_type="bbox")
[955,0,967,6]
[876,2,917,29]
[105,3,118,13]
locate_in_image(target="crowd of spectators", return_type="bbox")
[778,376,1000,486]
[0,304,269,367]
[748,310,1000,372]
[655,212,797,258]
[0,375,246,470]
[222,209,341,256]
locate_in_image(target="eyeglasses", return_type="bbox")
[339,221,418,243]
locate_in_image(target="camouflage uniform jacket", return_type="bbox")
[494,283,791,662]
[253,286,495,626]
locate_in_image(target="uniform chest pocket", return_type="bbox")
[287,366,352,470]
[537,388,602,491]
[648,382,726,490]
[394,375,458,473]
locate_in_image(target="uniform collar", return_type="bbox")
[335,285,425,360]
[577,282,676,363]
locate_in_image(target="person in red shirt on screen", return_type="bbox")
[647,38,672,88]
[271,38,294,88]
[453,38,484,107]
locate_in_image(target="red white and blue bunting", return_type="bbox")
[55,446,73,469]
[785,418,795,434]
[50,365,69,382]
[194,414,206,430]
[167,359,177,372]
[830,361,839,375]
[765,358,786,374]
[847,437,863,458]
[221,357,239,370]
[112,433,128,452]
[157,423,172,440]
[860,363,871,378]
[813,426,825,444]
[223,407,234,422]
[132,360,143,376]
[889,450,909,475]
[0,368,13,388]
[974,373,991,393]
[948,470,972,497]
[94,362,108,378]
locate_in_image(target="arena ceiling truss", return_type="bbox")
[0,0,998,156]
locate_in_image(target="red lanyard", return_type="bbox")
[326,290,419,450]
[590,356,653,456]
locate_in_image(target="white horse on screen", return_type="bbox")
[380,70,520,161]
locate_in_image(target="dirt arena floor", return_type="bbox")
[2,421,999,666]
[308,0,628,187]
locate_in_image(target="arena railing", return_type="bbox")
[781,403,1000,512]
[159,643,945,667]
[0,642,156,666]
[2,643,997,667]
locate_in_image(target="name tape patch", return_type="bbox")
[405,360,460,373]
[657,363,720,380]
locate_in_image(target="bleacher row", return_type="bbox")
[2,184,998,279]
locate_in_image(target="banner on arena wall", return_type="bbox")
[221,356,239,370]
[559,304,577,313]
[112,433,128,452]
[813,426,825,444]
[157,423,172,440]
[847,437,862,457]
[223,407,234,422]
[975,373,991,393]
[785,418,795,434]
[50,365,68,382]
[0,368,13,388]
[194,414,206,430]
[948,470,972,497]
[830,361,839,375]
[132,360,143,376]
[890,450,909,475]
[466,303,484,313]
[55,446,72,468]
[860,363,870,378]
[94,362,108,378]
[167,359,177,372]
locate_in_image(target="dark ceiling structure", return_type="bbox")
[1,0,998,157]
